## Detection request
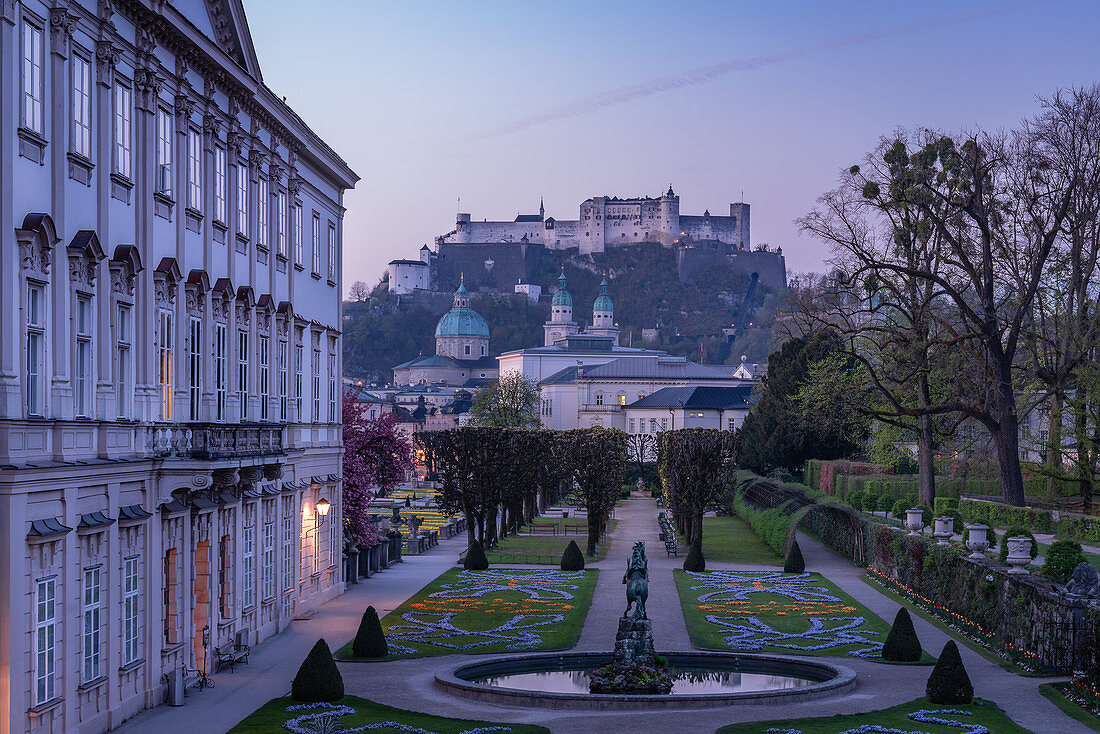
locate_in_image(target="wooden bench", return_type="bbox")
[528,523,560,536]
[665,540,678,557]
[214,630,251,673]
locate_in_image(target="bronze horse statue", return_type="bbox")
[623,541,649,619]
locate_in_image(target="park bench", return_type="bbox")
[214,629,251,673]
[665,539,678,557]
[528,523,560,536]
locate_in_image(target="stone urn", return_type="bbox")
[965,524,990,560]
[904,508,925,536]
[1005,536,1033,575]
[933,516,954,546]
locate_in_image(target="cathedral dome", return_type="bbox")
[435,306,490,338]
[593,277,613,312]
[551,271,573,306]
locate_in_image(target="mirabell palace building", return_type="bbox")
[0,1,357,732]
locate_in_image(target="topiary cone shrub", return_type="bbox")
[560,539,585,571]
[926,640,973,704]
[881,607,922,662]
[292,638,345,703]
[352,606,388,658]
[463,540,489,570]
[784,540,805,573]
[683,538,705,572]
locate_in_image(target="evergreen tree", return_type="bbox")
[683,538,706,572]
[291,639,345,703]
[881,608,922,662]
[560,540,586,571]
[464,540,489,570]
[926,640,973,704]
[351,606,388,658]
[784,540,806,573]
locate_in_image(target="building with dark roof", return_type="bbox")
[623,386,754,435]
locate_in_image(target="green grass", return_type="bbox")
[229,696,549,733]
[674,570,929,662]
[679,516,784,565]
[720,697,1030,733]
[1039,682,1100,732]
[485,519,616,564]
[335,568,598,661]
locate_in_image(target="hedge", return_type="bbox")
[957,499,1055,533]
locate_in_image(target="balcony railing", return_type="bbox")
[579,404,622,413]
[151,423,285,460]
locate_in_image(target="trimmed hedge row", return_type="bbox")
[957,499,1056,534]
[730,492,792,555]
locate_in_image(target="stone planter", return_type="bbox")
[933,516,954,546]
[1005,536,1033,575]
[965,524,990,560]
[904,508,924,536]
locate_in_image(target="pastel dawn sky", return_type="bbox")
[243,0,1100,294]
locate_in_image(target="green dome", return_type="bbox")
[435,307,490,338]
[552,271,572,306]
[593,278,613,312]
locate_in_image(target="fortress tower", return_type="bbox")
[544,270,580,346]
[588,277,620,346]
[658,184,680,246]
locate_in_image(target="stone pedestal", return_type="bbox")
[612,616,657,668]
[589,615,672,694]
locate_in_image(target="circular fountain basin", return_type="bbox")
[436,652,855,710]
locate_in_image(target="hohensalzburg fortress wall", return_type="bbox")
[436,186,750,256]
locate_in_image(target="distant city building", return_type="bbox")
[514,279,541,304]
[392,280,499,386]
[0,1,356,731]
[623,386,753,435]
[439,186,750,255]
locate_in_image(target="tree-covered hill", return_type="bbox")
[343,243,784,384]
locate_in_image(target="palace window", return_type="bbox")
[328,351,336,421]
[236,163,249,237]
[71,54,92,158]
[219,535,232,618]
[116,303,132,418]
[158,309,173,420]
[282,512,293,591]
[259,335,270,421]
[293,204,303,264]
[26,282,46,417]
[214,323,227,421]
[257,178,269,249]
[155,108,172,196]
[330,508,339,567]
[661,418,668,430]
[277,191,288,257]
[34,577,56,705]
[189,317,202,420]
[327,222,336,281]
[82,567,102,682]
[114,83,132,178]
[263,519,275,600]
[727,418,736,430]
[163,548,179,644]
[278,339,288,421]
[311,212,320,275]
[294,343,303,419]
[242,524,255,609]
[22,20,44,134]
[618,393,626,406]
[188,128,202,209]
[214,145,227,223]
[595,393,603,406]
[312,348,321,421]
[74,295,92,418]
[629,418,635,432]
[238,329,249,421]
[123,556,140,664]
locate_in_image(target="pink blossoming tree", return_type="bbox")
[343,389,414,547]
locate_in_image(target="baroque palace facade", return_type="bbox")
[0,1,357,732]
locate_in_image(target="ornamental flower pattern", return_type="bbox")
[387,570,584,655]
[282,702,513,734]
[685,571,884,658]
[765,708,989,734]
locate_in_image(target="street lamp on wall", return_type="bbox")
[315,498,331,524]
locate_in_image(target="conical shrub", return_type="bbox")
[351,606,388,658]
[926,640,973,704]
[463,540,489,570]
[560,540,585,571]
[291,638,344,702]
[784,540,806,573]
[683,538,705,572]
[881,607,922,662]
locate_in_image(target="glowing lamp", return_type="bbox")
[316,498,332,518]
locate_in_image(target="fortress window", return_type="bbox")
[464,345,470,355]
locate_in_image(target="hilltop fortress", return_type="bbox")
[437,185,750,254]
[388,187,786,297]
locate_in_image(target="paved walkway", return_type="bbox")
[120,497,1092,733]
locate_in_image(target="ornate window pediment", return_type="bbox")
[16,213,59,278]
[235,285,254,327]
[109,244,143,297]
[276,301,293,338]
[154,257,183,308]
[67,230,105,290]
[212,277,234,322]
[185,269,210,317]
[256,294,274,331]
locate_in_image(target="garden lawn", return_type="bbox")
[676,569,905,660]
[678,516,783,565]
[336,568,598,660]
[486,519,616,565]
[1039,682,1100,733]
[229,696,548,733]
[719,697,1030,733]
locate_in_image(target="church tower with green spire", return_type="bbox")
[544,269,579,346]
[588,276,620,346]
